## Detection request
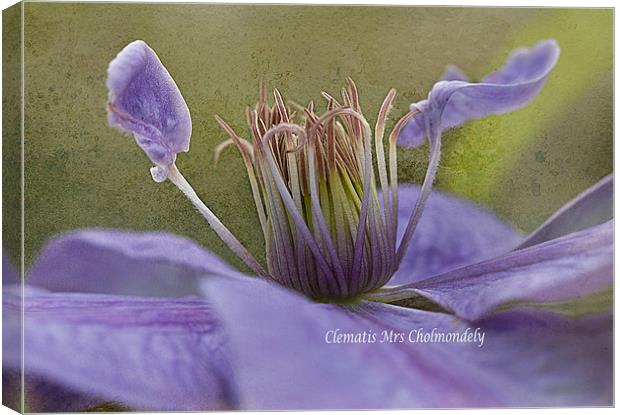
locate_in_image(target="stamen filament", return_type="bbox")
[388,109,420,247]
[350,115,374,282]
[308,108,374,291]
[258,123,337,285]
[306,137,349,297]
[374,89,397,246]
[166,164,268,277]
[214,116,270,242]
[259,166,300,289]
[396,109,441,264]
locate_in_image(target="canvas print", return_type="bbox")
[1,2,613,412]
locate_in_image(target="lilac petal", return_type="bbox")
[3,287,237,410]
[398,105,428,147]
[107,40,191,180]
[399,40,560,148]
[3,287,107,412]
[26,229,246,297]
[388,185,522,285]
[383,221,612,321]
[441,65,470,82]
[202,275,610,407]
[360,302,612,406]
[3,259,22,413]
[3,254,18,285]
[519,174,613,248]
[201,275,464,408]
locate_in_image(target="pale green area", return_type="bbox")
[431,9,613,230]
[498,288,613,318]
[10,4,612,272]
[3,2,22,274]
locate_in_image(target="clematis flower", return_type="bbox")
[2,39,613,411]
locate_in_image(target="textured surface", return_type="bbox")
[14,4,613,271]
[2,4,23,413]
[3,3,22,271]
[3,286,236,410]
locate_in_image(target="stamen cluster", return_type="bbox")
[217,80,417,300]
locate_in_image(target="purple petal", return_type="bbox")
[385,221,612,321]
[399,40,560,148]
[107,40,191,181]
[520,174,613,248]
[3,287,237,410]
[3,254,18,285]
[440,65,470,82]
[361,302,612,406]
[3,258,22,413]
[201,275,468,408]
[26,229,245,297]
[202,275,610,407]
[398,105,428,147]
[388,185,522,285]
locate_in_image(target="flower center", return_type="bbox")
[215,80,420,300]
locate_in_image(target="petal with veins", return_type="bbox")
[25,229,246,297]
[388,185,522,285]
[379,221,612,321]
[107,40,191,177]
[3,287,237,410]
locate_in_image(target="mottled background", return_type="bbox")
[4,4,613,271]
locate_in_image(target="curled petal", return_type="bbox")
[25,229,247,297]
[3,287,237,410]
[440,64,470,82]
[378,221,612,321]
[519,174,613,248]
[399,39,560,147]
[107,40,191,179]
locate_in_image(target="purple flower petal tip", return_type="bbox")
[107,40,192,179]
[399,39,560,148]
[441,65,470,82]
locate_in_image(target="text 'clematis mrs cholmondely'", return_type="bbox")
[3,39,612,411]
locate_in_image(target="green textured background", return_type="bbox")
[7,3,613,271]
